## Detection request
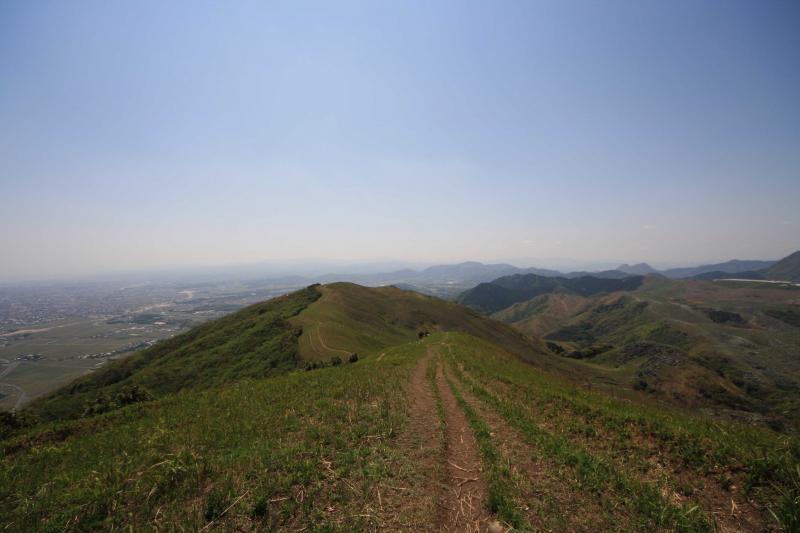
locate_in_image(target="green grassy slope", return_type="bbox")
[292,282,553,364]
[493,292,591,337]
[494,277,800,430]
[1,340,420,531]
[458,273,643,314]
[24,286,321,421]
[2,332,797,531]
[439,333,800,532]
[23,283,554,423]
[765,250,800,281]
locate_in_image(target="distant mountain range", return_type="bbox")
[242,251,798,295]
[658,259,778,279]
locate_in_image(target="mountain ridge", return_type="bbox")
[236,254,796,291]
[24,282,555,422]
[458,273,644,314]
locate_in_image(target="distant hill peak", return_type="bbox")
[617,263,659,275]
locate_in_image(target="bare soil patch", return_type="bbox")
[379,351,443,528]
[434,355,491,531]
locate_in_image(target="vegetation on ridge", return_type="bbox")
[458,273,644,314]
[3,331,796,531]
[24,285,322,422]
[2,285,798,531]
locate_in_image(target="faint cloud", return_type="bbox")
[641,225,656,231]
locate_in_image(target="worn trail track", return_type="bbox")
[375,340,773,531]
[441,362,621,532]
[433,353,490,531]
[383,347,490,531]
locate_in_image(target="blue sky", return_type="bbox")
[1,0,798,280]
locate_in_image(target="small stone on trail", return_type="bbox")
[487,520,504,533]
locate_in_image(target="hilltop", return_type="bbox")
[291,283,551,364]
[618,263,660,276]
[24,283,553,422]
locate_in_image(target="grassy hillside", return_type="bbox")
[23,283,553,423]
[494,293,591,337]
[458,273,643,314]
[495,277,800,431]
[24,286,321,421]
[2,332,797,531]
[293,282,553,364]
[766,250,800,281]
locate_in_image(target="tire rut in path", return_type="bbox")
[382,348,491,531]
[449,358,765,532]
[433,351,491,532]
[380,350,442,528]
[442,362,623,532]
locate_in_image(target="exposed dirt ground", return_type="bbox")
[379,350,443,529]
[383,349,491,531]
[434,356,490,531]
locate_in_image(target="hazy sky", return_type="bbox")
[1,1,798,280]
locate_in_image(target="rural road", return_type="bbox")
[0,383,29,411]
[1,363,30,410]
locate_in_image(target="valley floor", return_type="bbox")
[1,333,797,531]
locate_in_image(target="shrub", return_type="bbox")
[546,342,565,354]
[115,384,152,406]
[0,410,36,439]
[81,384,153,418]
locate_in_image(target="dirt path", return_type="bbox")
[0,362,19,379]
[381,348,490,531]
[379,349,443,528]
[433,352,490,531]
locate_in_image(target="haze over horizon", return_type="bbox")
[2,1,798,281]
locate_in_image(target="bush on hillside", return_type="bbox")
[81,384,153,418]
[546,342,565,354]
[0,410,37,439]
